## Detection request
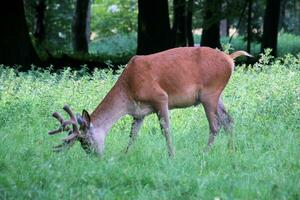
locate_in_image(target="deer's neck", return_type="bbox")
[90,83,129,136]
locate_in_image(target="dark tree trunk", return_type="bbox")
[220,19,228,37]
[137,0,173,55]
[173,0,194,47]
[186,0,194,46]
[261,0,281,57]
[219,0,229,37]
[247,0,252,54]
[33,0,46,42]
[297,1,300,33]
[200,0,222,49]
[0,0,39,67]
[72,0,91,53]
[173,0,187,47]
[279,0,288,31]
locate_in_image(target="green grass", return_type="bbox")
[0,54,300,199]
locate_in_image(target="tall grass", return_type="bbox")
[0,53,299,199]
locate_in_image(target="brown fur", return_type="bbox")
[122,47,233,109]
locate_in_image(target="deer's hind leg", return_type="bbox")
[217,98,234,132]
[201,93,221,146]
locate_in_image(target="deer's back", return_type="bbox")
[121,47,233,108]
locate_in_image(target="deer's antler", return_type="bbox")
[48,105,81,152]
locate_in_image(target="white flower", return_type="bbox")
[107,5,119,13]
[58,32,66,39]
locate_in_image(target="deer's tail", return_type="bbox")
[229,51,253,59]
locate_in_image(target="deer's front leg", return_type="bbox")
[156,102,174,157]
[126,117,144,153]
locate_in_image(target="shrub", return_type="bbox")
[195,33,300,57]
[89,33,136,62]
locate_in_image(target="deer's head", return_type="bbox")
[48,105,97,154]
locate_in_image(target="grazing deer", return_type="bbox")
[48,47,251,157]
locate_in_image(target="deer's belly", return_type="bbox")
[168,90,200,109]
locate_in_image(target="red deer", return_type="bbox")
[48,47,251,157]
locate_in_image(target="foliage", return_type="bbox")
[84,32,300,63]
[23,0,300,61]
[193,0,248,29]
[0,53,300,199]
[277,32,300,56]
[24,0,74,52]
[90,33,136,59]
[24,0,138,54]
[219,33,300,57]
[29,31,300,65]
[284,0,300,33]
[91,0,137,39]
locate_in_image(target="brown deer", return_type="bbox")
[48,47,252,157]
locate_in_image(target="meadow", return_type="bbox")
[0,52,299,199]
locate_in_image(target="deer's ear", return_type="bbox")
[76,113,84,126]
[82,109,91,126]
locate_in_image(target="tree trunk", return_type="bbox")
[293,0,300,33]
[0,0,39,67]
[33,0,46,42]
[200,0,222,49]
[261,0,281,57]
[72,0,91,53]
[186,0,194,46]
[247,0,252,54]
[220,19,228,37]
[137,0,173,55]
[173,0,194,47]
[278,0,288,31]
[173,0,187,47]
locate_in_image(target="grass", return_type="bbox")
[0,54,300,199]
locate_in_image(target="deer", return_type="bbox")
[48,47,252,157]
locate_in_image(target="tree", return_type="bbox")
[220,19,229,37]
[247,0,253,54]
[200,0,222,49]
[0,0,39,67]
[137,0,173,55]
[186,0,194,46]
[33,0,46,43]
[172,0,194,47]
[261,0,281,57]
[91,0,138,38]
[72,0,91,53]
[278,0,288,31]
[24,0,77,53]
